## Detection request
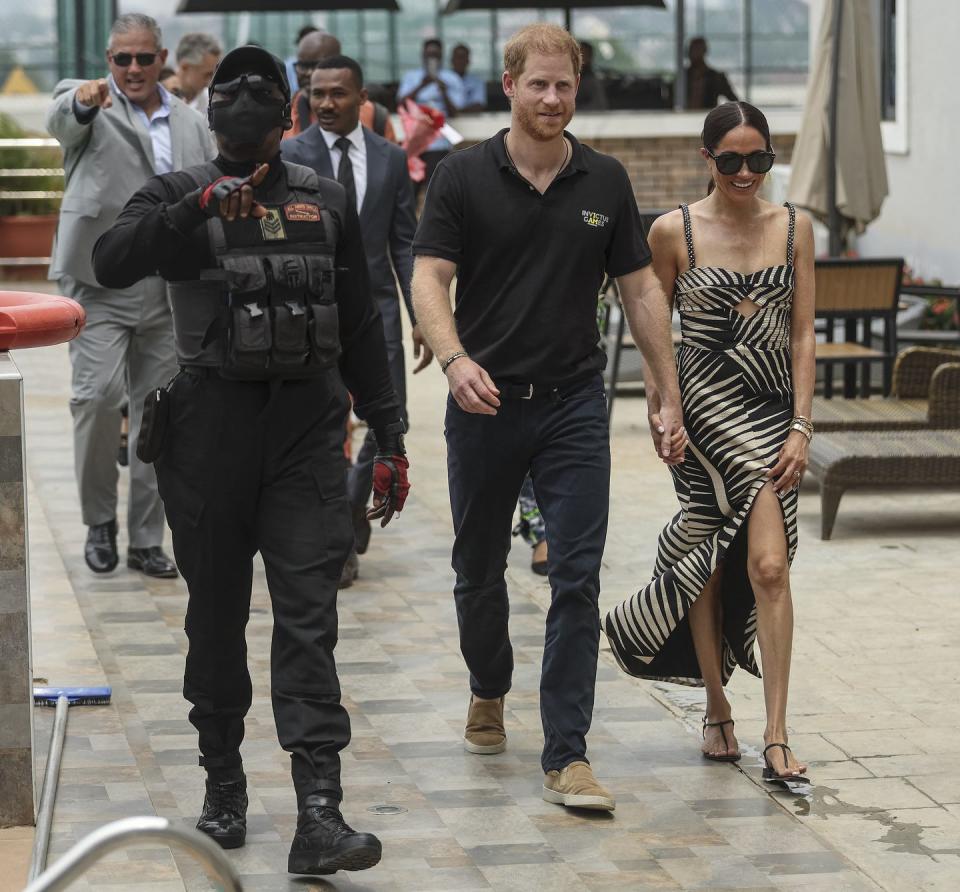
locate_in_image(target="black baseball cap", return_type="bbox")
[209,45,291,101]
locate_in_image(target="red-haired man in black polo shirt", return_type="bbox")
[412,23,686,812]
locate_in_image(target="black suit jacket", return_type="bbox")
[282,125,417,322]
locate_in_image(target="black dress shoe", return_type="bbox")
[196,776,247,850]
[352,503,372,555]
[127,546,179,579]
[288,795,382,875]
[85,520,118,573]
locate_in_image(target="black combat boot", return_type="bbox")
[287,794,382,875]
[196,775,247,849]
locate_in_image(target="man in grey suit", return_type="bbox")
[282,55,430,586]
[47,13,215,576]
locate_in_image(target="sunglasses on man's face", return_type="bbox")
[707,149,776,176]
[110,52,159,68]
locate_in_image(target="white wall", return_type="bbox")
[855,1,960,282]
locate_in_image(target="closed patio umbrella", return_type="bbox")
[787,0,888,255]
[178,0,399,11]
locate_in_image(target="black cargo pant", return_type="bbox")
[155,368,354,804]
[444,373,611,772]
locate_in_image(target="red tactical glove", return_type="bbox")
[368,422,409,527]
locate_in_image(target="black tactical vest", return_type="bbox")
[168,160,341,380]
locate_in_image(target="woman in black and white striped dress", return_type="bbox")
[604,102,816,782]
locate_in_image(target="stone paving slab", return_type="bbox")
[6,314,959,889]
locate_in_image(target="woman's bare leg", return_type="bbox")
[747,484,806,776]
[688,568,739,757]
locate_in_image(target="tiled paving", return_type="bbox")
[6,299,960,889]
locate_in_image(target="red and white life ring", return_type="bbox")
[0,291,85,351]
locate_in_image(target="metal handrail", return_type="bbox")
[0,139,60,149]
[23,816,244,892]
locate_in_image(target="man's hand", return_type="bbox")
[412,325,434,374]
[199,163,270,222]
[368,422,409,527]
[446,356,500,415]
[649,400,688,465]
[75,79,112,109]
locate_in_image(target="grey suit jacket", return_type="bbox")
[46,79,216,286]
[281,125,416,321]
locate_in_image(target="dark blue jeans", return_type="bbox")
[444,374,610,772]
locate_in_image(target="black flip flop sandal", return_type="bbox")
[702,717,741,762]
[762,742,809,783]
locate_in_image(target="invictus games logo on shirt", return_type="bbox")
[260,208,287,241]
[582,209,609,228]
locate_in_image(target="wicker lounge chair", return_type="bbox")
[807,430,960,539]
[812,347,960,432]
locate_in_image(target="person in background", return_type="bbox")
[685,36,738,110]
[46,12,214,579]
[397,38,464,190]
[576,40,608,111]
[514,477,548,576]
[285,24,318,96]
[159,66,182,97]
[282,55,427,586]
[451,43,486,113]
[286,29,395,142]
[174,32,222,114]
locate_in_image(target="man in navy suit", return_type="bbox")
[282,55,429,585]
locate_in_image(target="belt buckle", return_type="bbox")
[521,383,534,400]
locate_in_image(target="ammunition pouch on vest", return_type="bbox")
[168,161,342,381]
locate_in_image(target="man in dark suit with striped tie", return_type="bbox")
[282,55,429,585]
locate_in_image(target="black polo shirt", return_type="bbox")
[413,128,651,385]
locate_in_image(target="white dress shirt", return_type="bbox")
[320,123,367,213]
[75,78,174,174]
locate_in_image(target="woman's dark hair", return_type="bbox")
[702,100,772,194]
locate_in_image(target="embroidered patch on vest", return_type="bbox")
[284,202,322,223]
[260,208,287,241]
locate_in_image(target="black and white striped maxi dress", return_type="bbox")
[604,202,799,687]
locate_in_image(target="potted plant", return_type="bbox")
[0,112,62,274]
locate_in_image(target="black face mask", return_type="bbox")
[209,85,287,146]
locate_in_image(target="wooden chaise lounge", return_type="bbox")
[812,347,960,432]
[807,430,960,539]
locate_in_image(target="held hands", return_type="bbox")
[647,401,688,466]
[446,356,500,415]
[75,79,112,109]
[767,429,809,493]
[412,325,434,374]
[198,163,270,222]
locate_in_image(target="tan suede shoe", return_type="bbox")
[464,695,506,754]
[542,761,615,811]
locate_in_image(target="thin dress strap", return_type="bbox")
[680,203,696,270]
[784,202,796,266]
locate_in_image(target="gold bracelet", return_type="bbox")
[790,421,813,441]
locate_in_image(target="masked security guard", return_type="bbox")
[92,46,410,877]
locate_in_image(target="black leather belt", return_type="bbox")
[495,375,598,400]
[180,365,220,378]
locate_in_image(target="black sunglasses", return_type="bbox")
[294,59,319,71]
[706,149,776,176]
[110,52,159,68]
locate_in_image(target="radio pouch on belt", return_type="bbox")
[137,376,178,464]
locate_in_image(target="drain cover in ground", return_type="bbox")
[367,805,407,815]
